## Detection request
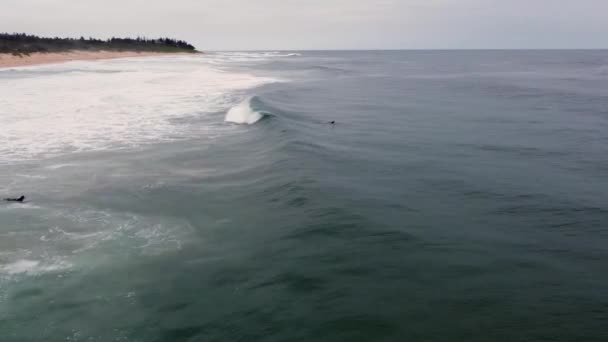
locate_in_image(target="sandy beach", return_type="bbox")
[0,50,182,68]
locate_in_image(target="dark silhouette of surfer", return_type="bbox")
[330,121,335,124]
[4,195,25,203]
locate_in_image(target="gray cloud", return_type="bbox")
[1,0,607,50]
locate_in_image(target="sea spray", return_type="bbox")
[225,97,265,124]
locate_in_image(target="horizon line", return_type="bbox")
[206,48,608,52]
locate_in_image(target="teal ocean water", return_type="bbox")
[1,51,607,341]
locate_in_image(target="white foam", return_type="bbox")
[225,97,264,125]
[44,163,79,170]
[0,259,70,276]
[0,206,194,281]
[0,55,277,163]
[208,51,301,63]
[0,202,41,211]
[16,174,47,179]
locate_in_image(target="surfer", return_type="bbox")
[4,195,25,203]
[330,121,335,124]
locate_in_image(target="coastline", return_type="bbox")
[0,50,193,69]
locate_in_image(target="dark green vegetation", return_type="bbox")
[0,33,197,55]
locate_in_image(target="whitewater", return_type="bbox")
[0,54,277,163]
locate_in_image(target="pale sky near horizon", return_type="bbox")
[2,0,607,50]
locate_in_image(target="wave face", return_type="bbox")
[225,96,268,124]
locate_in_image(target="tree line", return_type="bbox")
[0,33,197,54]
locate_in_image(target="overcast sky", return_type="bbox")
[2,0,607,50]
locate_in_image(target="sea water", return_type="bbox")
[1,51,607,341]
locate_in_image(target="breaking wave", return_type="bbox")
[225,96,272,125]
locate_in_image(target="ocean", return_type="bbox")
[1,51,607,341]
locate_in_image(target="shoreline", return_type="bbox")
[0,50,194,69]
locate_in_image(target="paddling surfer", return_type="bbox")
[4,195,25,203]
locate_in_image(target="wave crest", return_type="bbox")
[225,97,268,125]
